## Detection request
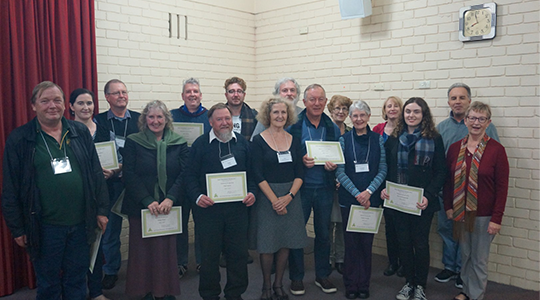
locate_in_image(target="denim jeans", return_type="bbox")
[87,237,104,298]
[289,186,333,280]
[101,181,123,275]
[33,223,89,300]
[437,196,461,273]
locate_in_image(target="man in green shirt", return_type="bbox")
[2,81,109,300]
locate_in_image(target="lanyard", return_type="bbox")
[39,130,68,160]
[110,118,128,138]
[351,131,370,163]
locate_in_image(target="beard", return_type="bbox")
[216,129,233,142]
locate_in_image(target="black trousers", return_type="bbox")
[194,202,249,299]
[384,208,400,267]
[393,209,435,288]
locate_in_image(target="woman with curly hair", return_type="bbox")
[380,97,447,300]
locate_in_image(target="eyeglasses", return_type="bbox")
[107,91,128,97]
[227,89,245,95]
[333,107,349,113]
[466,116,489,124]
[351,113,369,120]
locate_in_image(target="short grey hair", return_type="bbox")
[447,83,471,99]
[273,77,300,96]
[182,78,201,93]
[303,84,325,100]
[349,100,371,117]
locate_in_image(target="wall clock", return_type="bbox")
[459,2,497,42]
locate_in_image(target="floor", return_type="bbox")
[2,246,538,300]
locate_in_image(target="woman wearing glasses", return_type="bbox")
[443,102,508,300]
[326,95,353,274]
[380,97,447,300]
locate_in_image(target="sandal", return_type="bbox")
[453,292,470,300]
[260,287,272,300]
[273,286,289,300]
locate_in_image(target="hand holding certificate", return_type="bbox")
[305,141,345,165]
[383,181,424,216]
[346,206,384,234]
[206,172,247,203]
[141,206,182,238]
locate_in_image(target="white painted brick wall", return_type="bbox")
[95,0,539,291]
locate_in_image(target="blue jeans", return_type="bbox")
[87,236,104,298]
[289,187,333,281]
[33,223,89,300]
[437,196,461,273]
[101,181,123,275]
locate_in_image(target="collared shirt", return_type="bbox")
[209,129,237,143]
[34,118,85,225]
[437,111,499,154]
[106,108,132,121]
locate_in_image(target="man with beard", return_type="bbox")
[224,77,258,141]
[170,77,209,278]
[250,77,302,140]
[186,103,256,300]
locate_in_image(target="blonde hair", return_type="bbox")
[382,96,403,120]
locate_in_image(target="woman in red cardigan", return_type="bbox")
[443,101,509,300]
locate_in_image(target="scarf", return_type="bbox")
[452,134,490,234]
[397,127,435,184]
[128,128,186,201]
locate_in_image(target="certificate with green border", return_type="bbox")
[346,206,383,234]
[94,141,119,170]
[305,141,345,165]
[172,122,204,146]
[384,181,423,216]
[141,206,182,238]
[206,171,247,203]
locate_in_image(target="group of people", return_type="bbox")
[1,77,508,300]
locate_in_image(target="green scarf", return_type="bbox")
[128,128,186,201]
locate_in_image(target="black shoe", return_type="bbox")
[455,274,463,289]
[396,265,405,277]
[345,291,359,299]
[358,290,370,299]
[335,262,344,275]
[315,277,337,294]
[384,263,399,276]
[289,280,305,295]
[102,274,118,290]
[435,269,457,283]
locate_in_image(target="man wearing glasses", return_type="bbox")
[435,83,499,289]
[94,79,141,290]
[224,77,258,141]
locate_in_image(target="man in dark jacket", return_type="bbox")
[2,81,109,299]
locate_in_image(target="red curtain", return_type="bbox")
[0,0,98,296]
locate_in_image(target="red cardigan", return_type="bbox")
[443,138,509,224]
[372,122,386,135]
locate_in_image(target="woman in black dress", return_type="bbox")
[252,97,308,300]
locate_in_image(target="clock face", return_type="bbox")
[458,2,497,42]
[464,9,492,37]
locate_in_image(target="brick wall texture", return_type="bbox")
[95,0,539,291]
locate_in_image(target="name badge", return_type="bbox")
[277,151,293,163]
[355,163,369,173]
[221,154,237,169]
[51,157,72,175]
[115,136,126,148]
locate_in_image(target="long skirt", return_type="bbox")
[125,216,180,296]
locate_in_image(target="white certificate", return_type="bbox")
[305,141,345,165]
[141,206,182,238]
[383,181,423,216]
[172,122,204,146]
[88,229,102,273]
[346,206,383,234]
[94,141,119,170]
[206,171,247,203]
